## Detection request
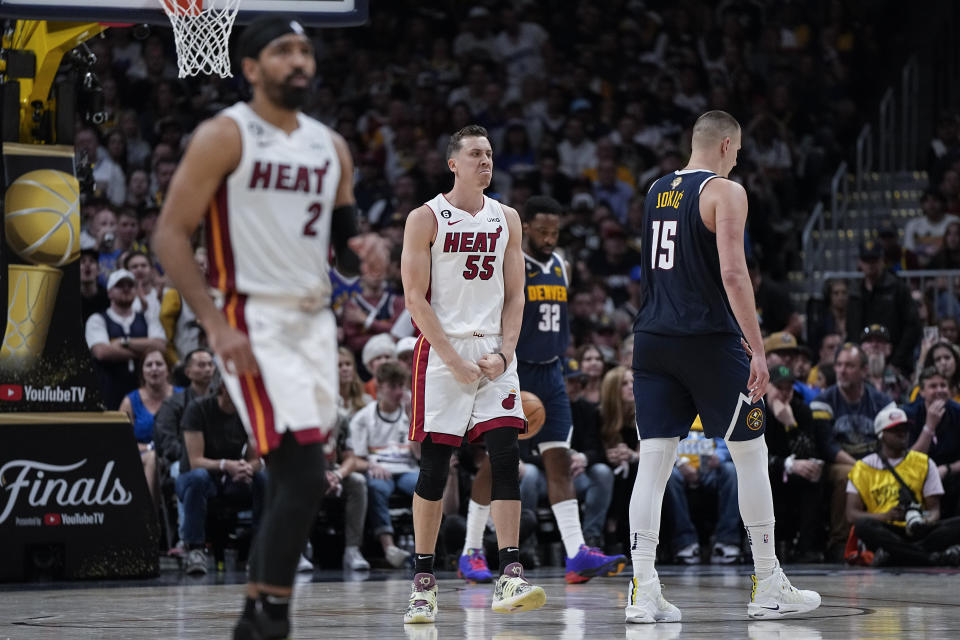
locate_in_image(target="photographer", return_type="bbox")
[845,406,960,566]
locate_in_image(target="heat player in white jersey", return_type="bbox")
[400,125,545,624]
[153,16,385,640]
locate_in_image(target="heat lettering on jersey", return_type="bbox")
[526,284,567,302]
[656,190,684,209]
[248,160,331,194]
[442,226,503,253]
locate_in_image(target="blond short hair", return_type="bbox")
[691,110,741,148]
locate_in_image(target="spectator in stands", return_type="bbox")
[665,418,742,564]
[877,222,919,272]
[599,365,640,547]
[586,222,641,307]
[747,257,802,337]
[80,245,108,322]
[159,248,206,365]
[124,251,162,321]
[177,377,265,576]
[810,279,849,352]
[90,206,121,278]
[765,365,827,561]
[86,269,167,409]
[808,332,843,387]
[119,347,181,502]
[558,116,597,178]
[846,406,960,566]
[119,110,152,170]
[574,343,605,406]
[75,127,126,206]
[940,317,960,345]
[341,271,405,356]
[905,367,960,518]
[847,241,922,373]
[360,333,396,397]
[860,324,911,403]
[592,158,635,224]
[812,343,894,557]
[338,347,372,419]
[905,190,960,266]
[453,8,498,60]
[346,360,414,569]
[912,341,960,403]
[929,221,960,269]
[154,345,215,529]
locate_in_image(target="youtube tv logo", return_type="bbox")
[44,513,62,526]
[0,384,22,401]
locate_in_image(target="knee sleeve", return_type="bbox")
[415,438,454,501]
[726,436,775,527]
[628,437,679,533]
[484,428,520,501]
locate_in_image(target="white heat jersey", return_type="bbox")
[425,193,509,336]
[206,102,341,301]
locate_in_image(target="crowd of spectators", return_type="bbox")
[67,1,960,570]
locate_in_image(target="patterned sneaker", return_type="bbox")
[491,563,546,614]
[747,568,821,619]
[564,544,627,584]
[403,573,438,624]
[625,572,682,624]
[458,548,495,583]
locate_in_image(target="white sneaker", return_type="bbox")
[343,545,370,571]
[403,573,438,624]
[297,553,314,573]
[491,563,546,614]
[711,542,741,564]
[625,572,682,623]
[747,568,821,619]
[386,545,411,568]
[675,543,699,564]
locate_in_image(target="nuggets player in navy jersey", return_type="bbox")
[153,16,386,640]
[625,111,821,623]
[457,195,627,585]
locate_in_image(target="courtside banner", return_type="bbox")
[0,413,158,580]
[1,144,101,411]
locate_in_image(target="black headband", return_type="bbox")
[238,15,307,61]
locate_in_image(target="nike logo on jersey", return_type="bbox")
[447,219,463,226]
[527,272,540,278]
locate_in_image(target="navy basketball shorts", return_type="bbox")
[632,331,766,442]
[517,359,573,449]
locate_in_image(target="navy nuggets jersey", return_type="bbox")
[633,170,740,337]
[516,252,569,362]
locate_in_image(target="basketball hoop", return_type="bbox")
[158,0,242,78]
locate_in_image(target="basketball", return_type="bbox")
[519,391,545,440]
[4,169,81,267]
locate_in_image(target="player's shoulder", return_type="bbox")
[492,200,521,226]
[192,112,242,145]
[701,175,746,200]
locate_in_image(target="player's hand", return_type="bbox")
[477,353,508,379]
[349,233,389,280]
[207,321,259,377]
[450,357,483,385]
[747,353,769,404]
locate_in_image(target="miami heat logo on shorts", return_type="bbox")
[747,408,765,431]
[502,391,517,410]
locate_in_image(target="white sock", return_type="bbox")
[627,437,680,582]
[551,499,586,558]
[726,437,779,579]
[629,530,659,581]
[462,499,490,555]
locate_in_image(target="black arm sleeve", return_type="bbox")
[331,204,361,276]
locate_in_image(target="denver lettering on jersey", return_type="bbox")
[656,190,684,209]
[527,284,567,302]
[442,226,503,253]
[248,160,331,193]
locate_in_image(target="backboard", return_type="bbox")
[0,0,368,26]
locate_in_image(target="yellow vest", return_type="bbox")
[849,451,928,527]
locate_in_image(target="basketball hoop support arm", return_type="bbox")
[1,20,106,144]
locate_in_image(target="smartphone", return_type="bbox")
[924,326,940,343]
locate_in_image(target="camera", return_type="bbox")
[904,505,925,537]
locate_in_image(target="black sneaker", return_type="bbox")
[233,611,290,640]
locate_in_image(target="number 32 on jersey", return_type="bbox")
[650,220,676,270]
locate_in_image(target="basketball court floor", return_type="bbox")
[1,564,957,639]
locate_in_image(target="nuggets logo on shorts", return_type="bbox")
[747,407,765,431]
[502,391,517,410]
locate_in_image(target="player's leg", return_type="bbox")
[695,334,820,619]
[459,453,494,583]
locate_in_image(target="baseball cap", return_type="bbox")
[106,269,135,290]
[874,405,910,435]
[763,331,800,354]
[563,357,584,379]
[571,192,595,211]
[395,336,418,356]
[770,365,795,386]
[861,323,891,343]
[361,333,396,368]
[859,240,882,260]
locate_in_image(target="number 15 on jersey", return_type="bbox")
[650,220,677,270]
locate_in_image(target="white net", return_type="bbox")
[159,0,242,78]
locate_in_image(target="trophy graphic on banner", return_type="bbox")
[1,169,80,367]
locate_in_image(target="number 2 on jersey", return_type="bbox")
[650,220,677,270]
[303,202,323,237]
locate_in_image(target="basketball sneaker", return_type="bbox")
[233,611,289,640]
[564,544,627,584]
[711,542,741,564]
[747,568,821,619]
[458,548,494,583]
[625,572,682,624]
[491,563,546,613]
[674,542,700,565]
[403,573,438,624]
